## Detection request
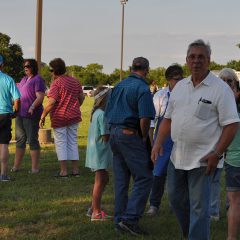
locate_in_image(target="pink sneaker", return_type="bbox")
[91,211,113,222]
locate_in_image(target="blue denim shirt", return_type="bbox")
[105,73,155,129]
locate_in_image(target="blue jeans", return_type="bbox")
[109,127,153,225]
[210,168,222,218]
[149,175,167,208]
[167,161,211,240]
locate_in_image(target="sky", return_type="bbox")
[1,0,240,73]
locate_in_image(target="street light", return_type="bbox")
[120,0,128,81]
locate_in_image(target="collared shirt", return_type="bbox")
[48,75,83,128]
[150,86,170,128]
[165,71,240,170]
[105,73,155,129]
[0,71,21,114]
[17,74,45,119]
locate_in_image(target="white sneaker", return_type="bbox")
[146,206,158,216]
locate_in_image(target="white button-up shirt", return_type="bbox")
[150,87,170,128]
[165,72,240,170]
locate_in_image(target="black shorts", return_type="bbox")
[0,115,12,144]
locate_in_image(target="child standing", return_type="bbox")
[85,86,113,221]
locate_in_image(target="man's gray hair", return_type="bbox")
[187,39,211,57]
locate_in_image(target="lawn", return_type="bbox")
[1,97,228,240]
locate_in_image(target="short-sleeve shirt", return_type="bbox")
[150,87,170,128]
[47,75,83,128]
[105,73,155,129]
[17,74,45,119]
[165,71,240,170]
[85,109,112,170]
[225,113,240,167]
[0,71,21,114]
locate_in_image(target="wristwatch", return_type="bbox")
[212,150,223,159]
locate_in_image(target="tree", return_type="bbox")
[209,61,225,70]
[0,32,24,82]
[226,60,240,71]
[40,65,52,87]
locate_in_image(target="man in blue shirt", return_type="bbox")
[105,57,155,236]
[0,54,21,181]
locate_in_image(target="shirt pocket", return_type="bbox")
[194,101,212,120]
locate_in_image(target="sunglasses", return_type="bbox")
[24,65,31,69]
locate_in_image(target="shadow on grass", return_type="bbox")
[0,144,228,240]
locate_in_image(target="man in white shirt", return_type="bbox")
[147,64,183,216]
[151,39,239,240]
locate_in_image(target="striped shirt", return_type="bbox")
[48,75,83,128]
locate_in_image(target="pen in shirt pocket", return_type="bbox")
[198,97,212,104]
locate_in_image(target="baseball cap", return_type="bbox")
[131,57,149,71]
[0,54,4,65]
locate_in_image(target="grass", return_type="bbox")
[1,97,229,240]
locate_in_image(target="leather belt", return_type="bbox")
[122,128,137,135]
[0,113,10,120]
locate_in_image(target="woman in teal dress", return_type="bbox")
[219,68,240,240]
[85,86,112,221]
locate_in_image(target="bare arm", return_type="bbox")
[140,118,151,141]
[101,134,110,142]
[28,92,45,115]
[12,98,20,118]
[39,97,56,128]
[78,92,85,106]
[202,122,239,175]
[151,118,171,163]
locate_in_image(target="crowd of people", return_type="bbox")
[0,39,240,240]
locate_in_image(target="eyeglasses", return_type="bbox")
[24,65,31,69]
[171,74,183,81]
[225,79,233,84]
[172,77,183,81]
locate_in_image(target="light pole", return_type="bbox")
[120,0,128,81]
[35,0,43,71]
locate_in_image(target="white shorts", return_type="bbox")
[53,123,79,161]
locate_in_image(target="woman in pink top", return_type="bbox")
[40,58,85,177]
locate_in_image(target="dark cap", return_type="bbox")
[131,57,149,71]
[0,54,4,65]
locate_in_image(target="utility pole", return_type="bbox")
[35,0,43,71]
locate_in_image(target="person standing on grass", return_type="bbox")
[146,64,183,217]
[105,57,155,237]
[0,54,21,181]
[218,68,240,240]
[85,86,113,221]
[11,59,45,174]
[151,39,239,240]
[39,58,85,177]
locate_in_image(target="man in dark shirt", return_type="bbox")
[105,57,155,236]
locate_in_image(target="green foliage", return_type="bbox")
[226,60,240,71]
[0,32,24,82]
[209,61,225,70]
[148,67,166,87]
[40,65,52,87]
